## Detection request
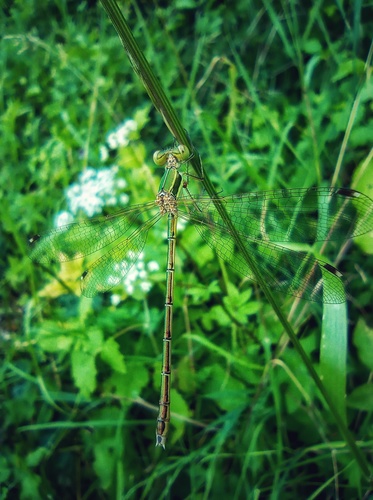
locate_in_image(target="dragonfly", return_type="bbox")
[29,144,373,448]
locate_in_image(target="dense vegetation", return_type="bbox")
[1,0,372,498]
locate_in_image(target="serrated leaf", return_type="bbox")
[106,361,149,399]
[101,337,126,374]
[71,350,97,397]
[206,304,230,326]
[86,327,104,352]
[37,321,74,353]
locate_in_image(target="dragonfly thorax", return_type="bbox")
[166,153,179,170]
[156,190,178,215]
[156,157,183,216]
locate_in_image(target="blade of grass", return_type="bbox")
[320,301,347,425]
[100,0,370,477]
[332,39,373,186]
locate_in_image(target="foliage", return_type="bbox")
[1,0,372,498]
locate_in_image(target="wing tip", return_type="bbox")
[323,263,343,278]
[335,188,360,198]
[29,234,41,245]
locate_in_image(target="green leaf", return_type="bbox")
[71,350,97,397]
[100,337,126,374]
[202,364,246,412]
[206,304,230,327]
[353,318,373,370]
[303,39,322,54]
[26,447,49,467]
[223,282,259,322]
[347,384,373,411]
[133,106,151,130]
[86,327,104,352]
[93,438,118,489]
[177,355,197,395]
[350,122,373,147]
[331,58,365,82]
[106,361,149,399]
[168,388,192,446]
[20,471,42,500]
[37,330,73,353]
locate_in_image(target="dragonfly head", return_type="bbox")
[153,144,190,168]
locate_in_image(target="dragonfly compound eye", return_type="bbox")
[153,150,167,166]
[175,144,190,161]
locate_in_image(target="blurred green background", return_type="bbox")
[1,0,373,498]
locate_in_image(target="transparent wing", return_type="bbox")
[179,187,373,303]
[81,214,161,297]
[181,187,372,244]
[28,201,156,264]
[186,216,344,303]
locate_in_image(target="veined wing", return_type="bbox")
[28,201,157,264]
[181,187,372,244]
[80,214,161,297]
[182,212,345,303]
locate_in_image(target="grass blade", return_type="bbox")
[321,301,347,425]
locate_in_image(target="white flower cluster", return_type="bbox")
[54,165,129,225]
[53,118,159,299]
[55,118,139,225]
[110,252,160,304]
[101,119,138,159]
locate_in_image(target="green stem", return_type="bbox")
[100,0,371,477]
